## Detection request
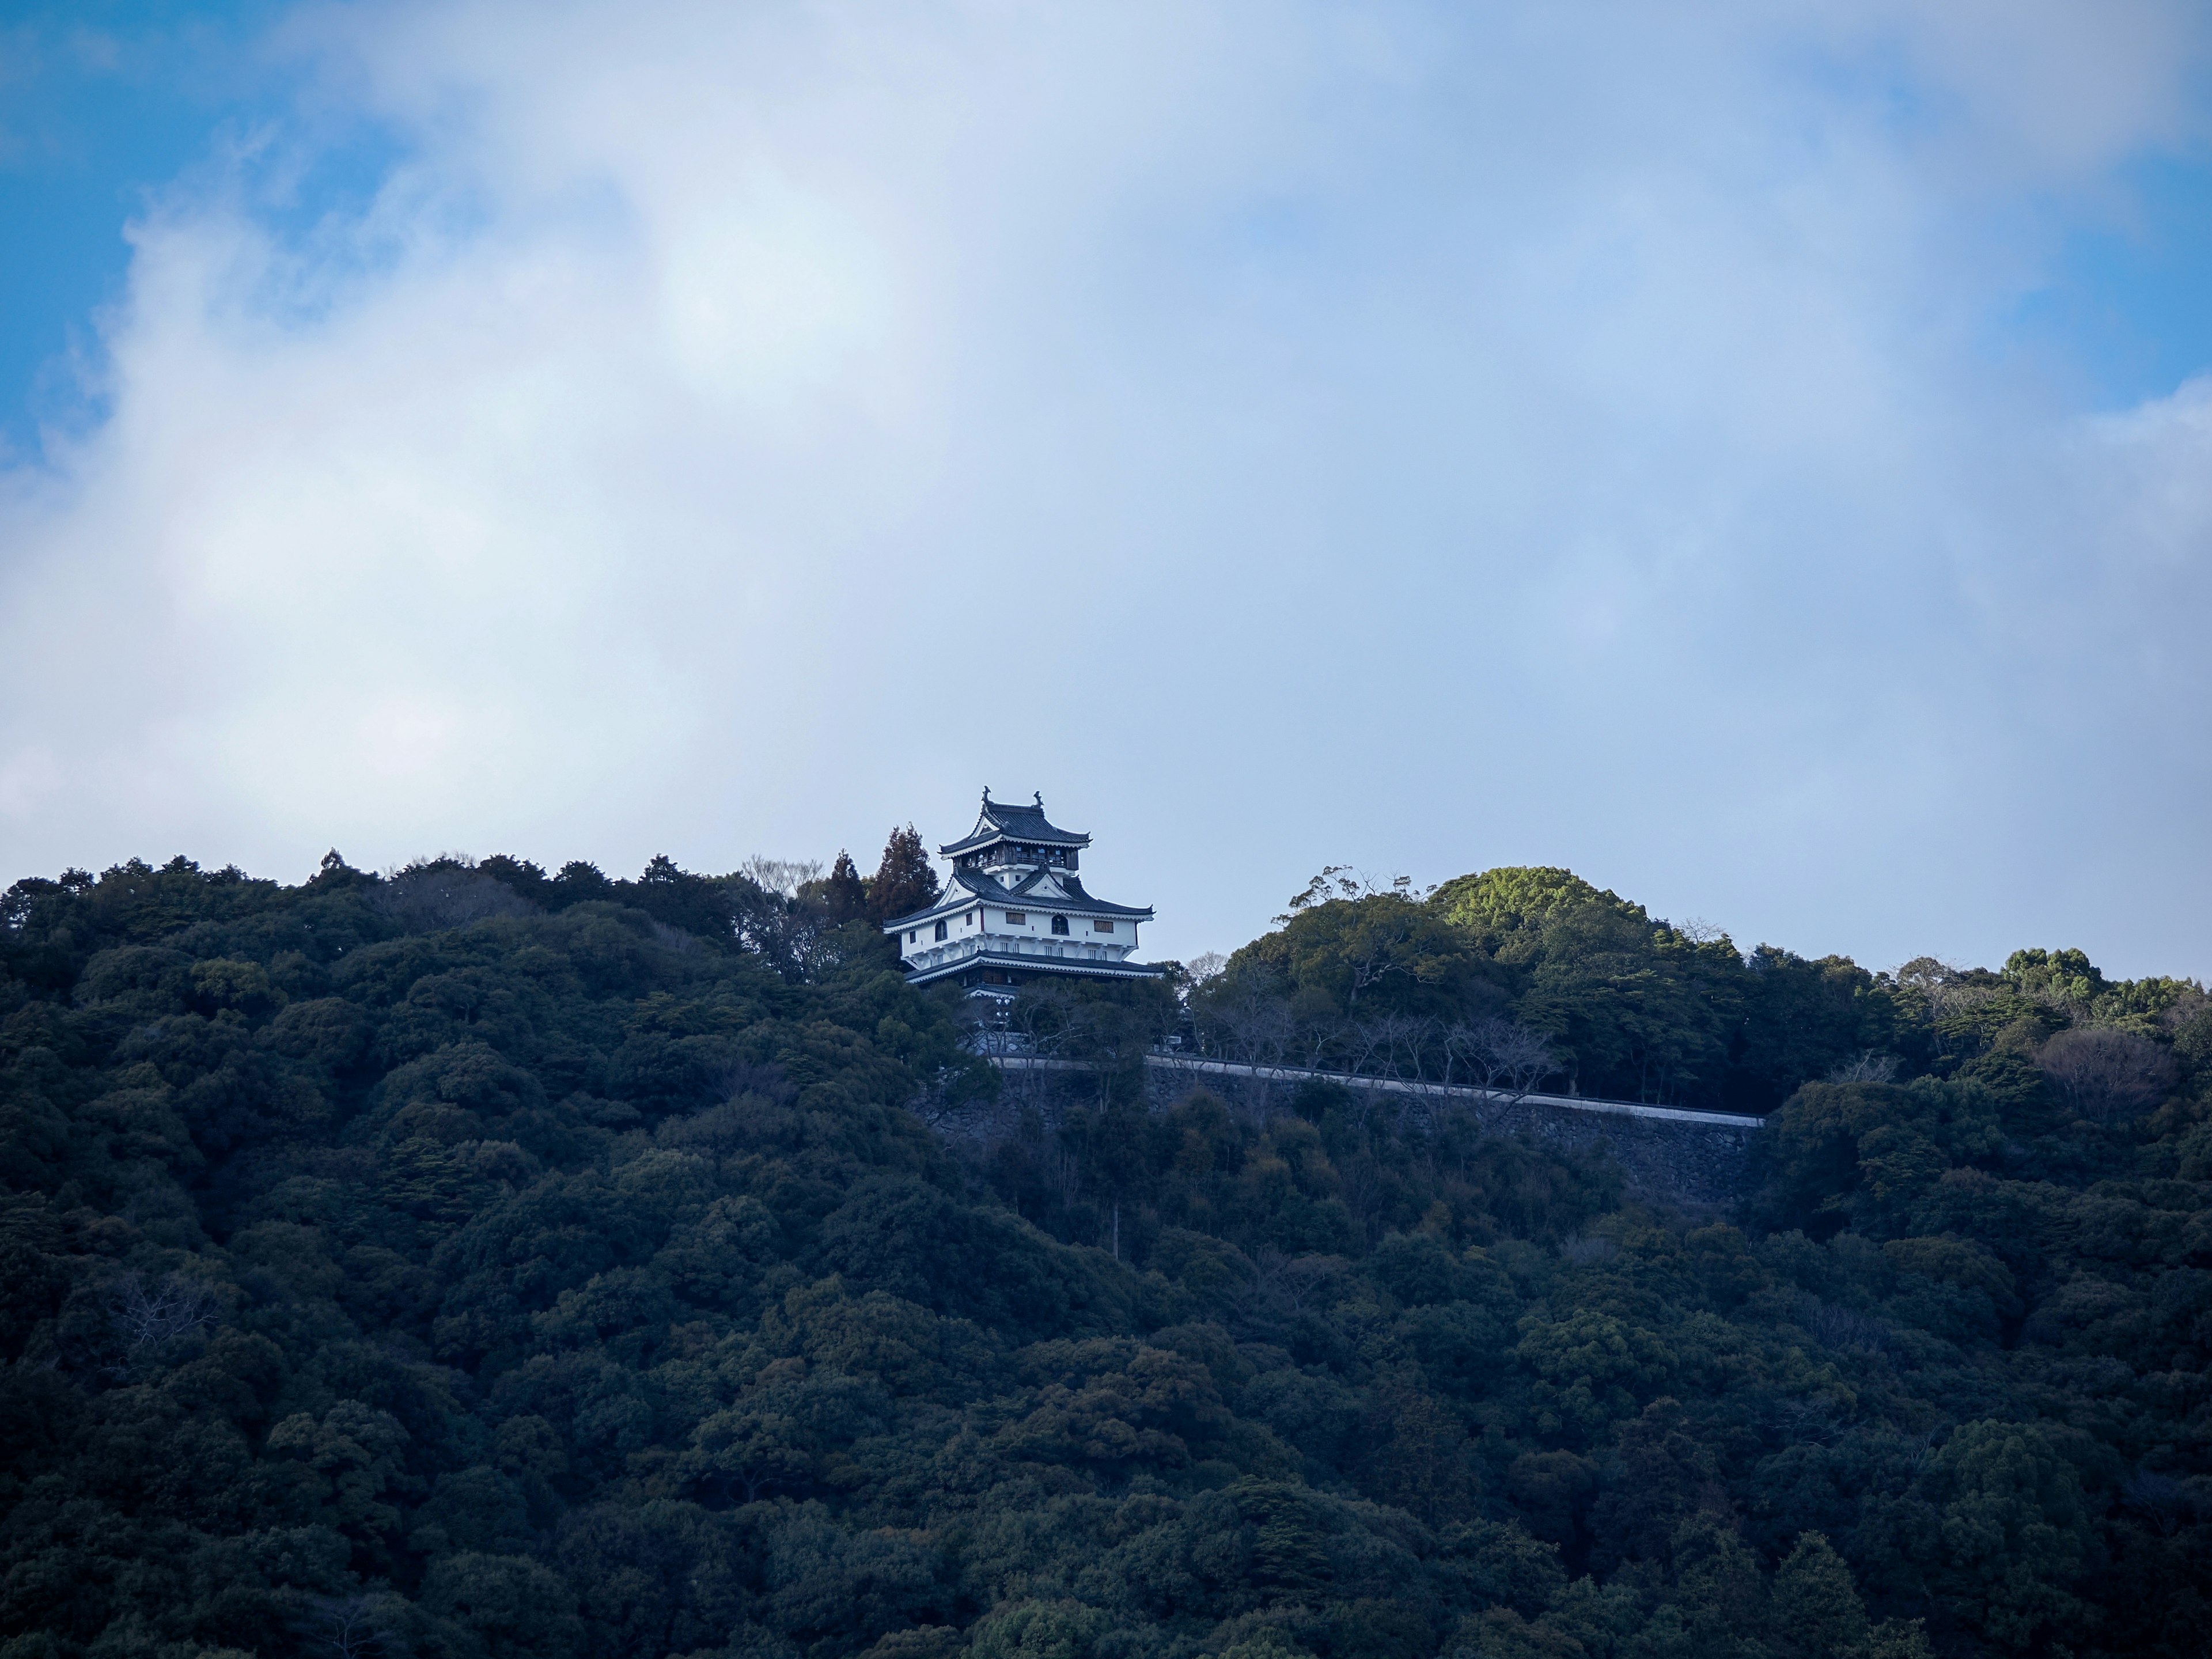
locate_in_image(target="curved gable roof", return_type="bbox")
[940,791,1090,856]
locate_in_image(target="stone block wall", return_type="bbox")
[1132,1058,1759,1209]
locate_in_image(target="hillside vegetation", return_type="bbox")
[2,847,2209,1659]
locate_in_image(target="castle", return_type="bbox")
[882,790,1162,1001]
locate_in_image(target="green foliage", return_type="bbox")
[1245,892,1498,1021]
[1925,1422,2092,1651]
[2,851,2209,1659]
[2001,948,2107,1009]
[1429,868,1639,946]
[1771,1531,1867,1658]
[1199,867,1910,1113]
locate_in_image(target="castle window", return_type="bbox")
[1051,915,1069,935]
[907,930,916,943]
[933,921,948,941]
[1093,920,1115,933]
[1004,911,1026,925]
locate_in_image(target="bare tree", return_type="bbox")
[1244,1246,1343,1317]
[1439,1023,1480,1086]
[1210,988,1296,1069]
[1340,1017,1389,1079]
[1826,1052,1901,1084]
[2122,1473,2204,1539]
[1391,1013,1438,1081]
[1892,956,1969,995]
[1465,1017,1554,1101]
[2162,987,2211,1032]
[112,1272,219,1349]
[370,859,534,931]
[724,868,844,979]
[301,1593,402,1659]
[1346,1012,1432,1081]
[741,856,825,898]
[1008,982,1095,1063]
[2039,1027,2177,1123]
[1293,1003,1343,1071]
[1185,951,1229,985]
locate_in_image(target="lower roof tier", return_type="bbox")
[905,949,1167,989]
[885,866,1154,931]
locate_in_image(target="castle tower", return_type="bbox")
[883,790,1162,999]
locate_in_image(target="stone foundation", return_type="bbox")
[987,1054,1760,1209]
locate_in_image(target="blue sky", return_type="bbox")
[3,0,2211,981]
[0,0,391,452]
[2003,155,2212,406]
[1,2,268,449]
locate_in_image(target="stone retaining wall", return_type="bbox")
[987,1054,1760,1209]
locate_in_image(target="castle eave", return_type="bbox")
[906,949,1166,988]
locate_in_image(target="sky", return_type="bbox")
[2,0,2210,981]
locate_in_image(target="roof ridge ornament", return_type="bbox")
[1033,791,1043,806]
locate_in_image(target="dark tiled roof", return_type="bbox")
[949,868,1153,919]
[906,950,1166,987]
[878,868,1153,932]
[940,792,1090,855]
[880,888,963,931]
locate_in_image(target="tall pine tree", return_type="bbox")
[819,850,870,923]
[869,824,941,923]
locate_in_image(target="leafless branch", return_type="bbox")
[2039,1027,2177,1123]
[301,1592,402,1659]
[112,1271,219,1349]
[1826,1051,1900,1084]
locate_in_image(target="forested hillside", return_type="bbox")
[3,847,2209,1659]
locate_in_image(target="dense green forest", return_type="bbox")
[3,842,2209,1659]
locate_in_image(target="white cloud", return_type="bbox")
[3,0,2210,976]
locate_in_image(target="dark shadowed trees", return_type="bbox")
[1,851,2209,1659]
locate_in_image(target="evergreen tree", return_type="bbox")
[1771,1532,1868,1658]
[820,850,870,923]
[869,823,940,922]
[2,849,2209,1659]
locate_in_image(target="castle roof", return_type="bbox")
[940,791,1090,856]
[951,866,1153,919]
[882,865,1154,931]
[903,949,1166,988]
